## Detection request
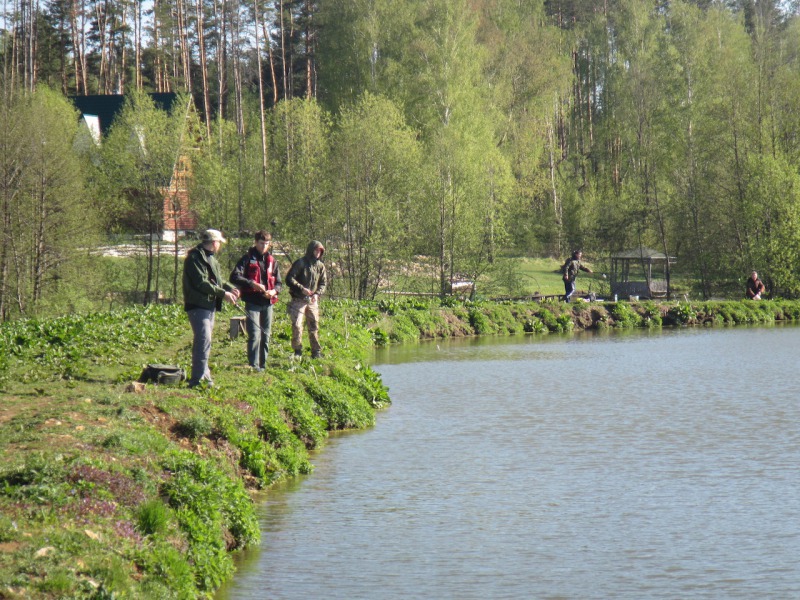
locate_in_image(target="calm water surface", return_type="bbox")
[217,326,800,599]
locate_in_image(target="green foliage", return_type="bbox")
[37,569,74,594]
[535,308,559,332]
[329,364,391,409]
[0,87,100,322]
[667,303,698,325]
[0,304,186,385]
[136,499,171,536]
[387,313,422,343]
[608,302,642,328]
[137,540,197,598]
[468,308,496,335]
[523,317,548,333]
[263,373,328,449]
[161,451,259,590]
[639,301,663,328]
[174,414,214,440]
[330,93,426,299]
[301,375,375,430]
[268,98,332,242]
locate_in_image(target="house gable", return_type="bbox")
[70,93,198,237]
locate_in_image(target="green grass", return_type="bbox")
[0,302,390,598]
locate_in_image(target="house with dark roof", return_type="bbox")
[70,94,199,240]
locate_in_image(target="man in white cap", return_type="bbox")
[182,229,239,388]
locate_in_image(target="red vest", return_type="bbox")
[245,252,278,305]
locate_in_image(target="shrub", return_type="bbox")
[468,308,496,335]
[523,317,547,333]
[535,308,559,332]
[161,450,259,552]
[302,376,375,430]
[387,313,420,343]
[136,499,170,536]
[173,414,214,440]
[667,303,697,325]
[608,301,641,328]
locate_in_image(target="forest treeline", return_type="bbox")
[2,0,800,321]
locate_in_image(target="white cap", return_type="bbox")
[201,229,227,243]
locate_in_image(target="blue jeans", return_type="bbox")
[187,308,215,387]
[564,279,576,301]
[245,303,273,369]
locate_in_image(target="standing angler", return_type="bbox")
[231,230,282,371]
[182,229,240,388]
[286,240,327,358]
[562,249,593,302]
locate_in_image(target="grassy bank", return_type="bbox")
[0,303,388,599]
[2,297,800,598]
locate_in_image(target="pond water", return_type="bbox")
[216,326,800,599]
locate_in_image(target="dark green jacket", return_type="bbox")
[286,241,328,300]
[562,258,589,283]
[182,244,233,311]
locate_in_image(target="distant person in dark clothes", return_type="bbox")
[286,240,327,358]
[746,271,765,300]
[231,230,282,371]
[562,250,592,301]
[183,229,240,388]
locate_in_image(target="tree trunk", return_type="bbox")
[548,100,562,256]
[215,0,227,118]
[265,18,279,104]
[135,0,142,90]
[254,0,269,202]
[305,0,314,100]
[197,0,211,135]
[279,0,287,100]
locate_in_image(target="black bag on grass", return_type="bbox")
[138,364,186,385]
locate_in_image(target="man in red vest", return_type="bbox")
[231,230,282,371]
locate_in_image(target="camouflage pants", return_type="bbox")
[287,297,321,353]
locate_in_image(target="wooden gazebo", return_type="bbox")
[610,247,676,299]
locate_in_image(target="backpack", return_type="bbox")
[138,364,186,385]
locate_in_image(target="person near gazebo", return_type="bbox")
[746,271,765,300]
[562,250,592,301]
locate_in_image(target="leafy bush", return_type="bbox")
[371,327,389,346]
[161,451,259,590]
[468,308,496,335]
[136,499,170,536]
[329,364,390,409]
[387,313,421,343]
[667,303,697,325]
[301,375,375,430]
[608,301,642,328]
[535,308,559,331]
[523,317,547,333]
[173,414,214,440]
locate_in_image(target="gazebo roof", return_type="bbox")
[611,246,675,261]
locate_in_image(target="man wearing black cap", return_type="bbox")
[182,229,239,388]
[286,240,327,358]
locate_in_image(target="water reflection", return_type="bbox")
[218,326,800,600]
